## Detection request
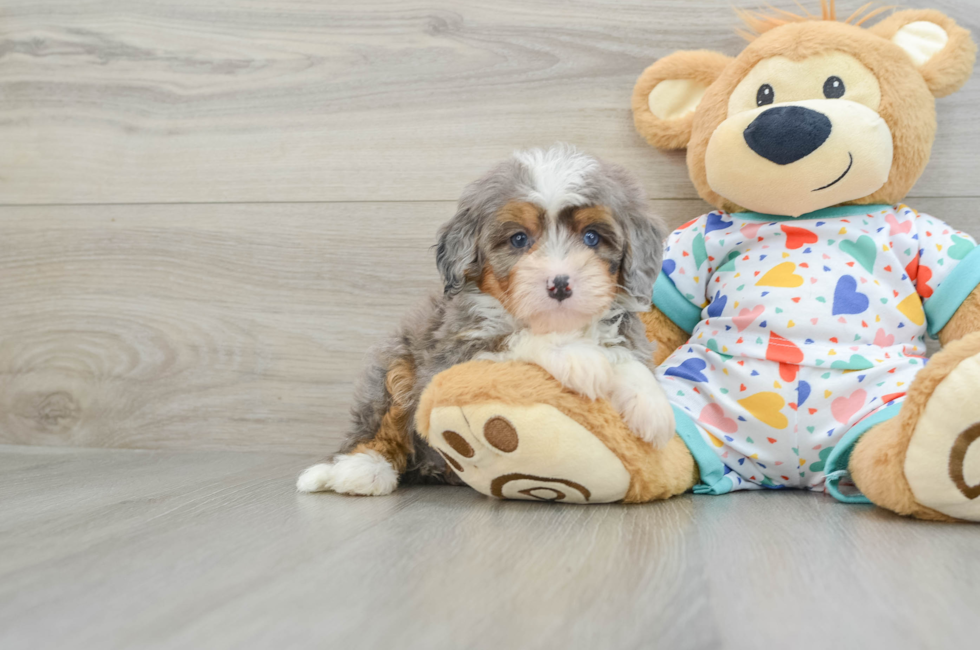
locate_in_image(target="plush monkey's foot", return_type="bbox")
[416,360,698,504]
[849,332,980,522]
[426,402,632,503]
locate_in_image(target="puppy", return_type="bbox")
[298,144,674,496]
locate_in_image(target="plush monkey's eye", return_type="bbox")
[510,232,529,248]
[823,76,845,99]
[583,230,600,247]
[756,84,774,106]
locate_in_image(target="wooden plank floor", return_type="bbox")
[3,444,979,650]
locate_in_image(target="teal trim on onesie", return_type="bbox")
[824,403,904,504]
[731,204,893,223]
[672,405,735,496]
[924,244,980,336]
[652,274,702,334]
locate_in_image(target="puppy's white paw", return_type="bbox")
[498,331,615,399]
[610,365,675,447]
[297,451,398,496]
[331,451,399,495]
[619,390,675,447]
[297,463,335,492]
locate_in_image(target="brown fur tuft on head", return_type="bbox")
[736,1,894,41]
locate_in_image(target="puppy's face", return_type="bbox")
[478,201,625,333]
[436,145,664,332]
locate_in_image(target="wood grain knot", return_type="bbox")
[24,391,81,433]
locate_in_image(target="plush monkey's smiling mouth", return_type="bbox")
[812,152,854,192]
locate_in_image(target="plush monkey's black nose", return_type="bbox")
[548,275,571,302]
[743,106,832,165]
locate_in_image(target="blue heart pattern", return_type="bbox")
[832,275,869,315]
[705,211,734,234]
[706,291,727,318]
[664,358,709,383]
[797,381,811,406]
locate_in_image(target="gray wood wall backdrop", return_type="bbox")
[1,0,978,454]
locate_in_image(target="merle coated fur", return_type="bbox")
[339,145,667,484]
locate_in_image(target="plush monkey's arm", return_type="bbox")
[938,285,980,347]
[639,306,690,366]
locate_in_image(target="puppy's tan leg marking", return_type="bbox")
[352,357,416,473]
[297,358,415,496]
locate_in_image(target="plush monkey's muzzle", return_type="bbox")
[705,99,894,216]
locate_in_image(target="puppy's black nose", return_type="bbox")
[743,106,832,165]
[548,275,572,302]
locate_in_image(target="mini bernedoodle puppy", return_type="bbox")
[298,144,674,496]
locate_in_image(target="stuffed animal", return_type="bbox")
[417,4,980,522]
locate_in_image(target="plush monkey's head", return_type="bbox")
[632,5,976,217]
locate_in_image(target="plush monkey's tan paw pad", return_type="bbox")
[905,352,980,521]
[427,402,630,503]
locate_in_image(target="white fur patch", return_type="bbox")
[296,463,335,492]
[609,360,676,447]
[486,325,675,446]
[507,331,617,399]
[514,144,599,214]
[296,450,398,496]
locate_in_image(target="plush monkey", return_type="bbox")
[418,5,980,522]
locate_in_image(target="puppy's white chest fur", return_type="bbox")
[490,329,630,400]
[481,323,675,447]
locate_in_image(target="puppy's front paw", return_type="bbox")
[615,387,675,448]
[535,350,615,400]
[296,451,398,496]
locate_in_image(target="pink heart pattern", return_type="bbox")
[832,389,867,425]
[733,305,765,332]
[873,328,895,347]
[885,213,912,235]
[699,403,739,434]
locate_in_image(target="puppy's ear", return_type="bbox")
[435,205,482,296]
[632,50,733,150]
[870,9,977,98]
[619,206,666,303]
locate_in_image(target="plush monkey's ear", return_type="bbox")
[631,50,732,150]
[870,9,977,98]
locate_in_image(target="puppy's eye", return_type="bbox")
[510,232,529,248]
[823,76,845,99]
[756,84,774,107]
[583,230,600,247]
